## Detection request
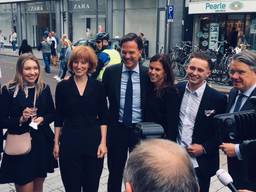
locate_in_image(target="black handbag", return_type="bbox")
[135,122,164,139]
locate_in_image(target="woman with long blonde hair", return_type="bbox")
[0,53,58,192]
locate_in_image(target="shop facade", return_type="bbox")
[0,0,184,57]
[189,0,256,51]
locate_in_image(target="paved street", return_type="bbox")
[0,51,229,192]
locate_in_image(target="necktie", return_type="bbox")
[233,93,245,112]
[123,71,133,126]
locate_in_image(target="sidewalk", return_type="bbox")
[0,48,43,60]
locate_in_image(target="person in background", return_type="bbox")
[54,34,71,82]
[19,39,33,55]
[145,54,179,141]
[40,36,52,74]
[53,46,108,192]
[47,32,58,66]
[0,53,58,192]
[9,29,17,52]
[123,139,199,192]
[176,51,227,192]
[91,32,121,81]
[229,27,238,48]
[60,44,73,80]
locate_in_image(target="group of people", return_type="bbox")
[0,32,255,192]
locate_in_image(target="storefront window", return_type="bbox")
[21,1,56,47]
[68,0,106,42]
[0,4,17,46]
[196,13,256,51]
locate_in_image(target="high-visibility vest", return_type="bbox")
[97,49,121,80]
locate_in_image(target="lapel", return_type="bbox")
[194,84,210,128]
[139,64,147,110]
[240,87,256,110]
[226,88,238,112]
[115,64,122,109]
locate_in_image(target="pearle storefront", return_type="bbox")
[189,0,256,50]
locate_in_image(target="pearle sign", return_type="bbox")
[189,0,254,14]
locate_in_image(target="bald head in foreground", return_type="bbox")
[124,139,199,192]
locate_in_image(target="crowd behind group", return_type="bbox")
[0,32,255,192]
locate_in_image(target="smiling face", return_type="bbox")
[186,57,211,90]
[148,61,165,87]
[72,58,89,78]
[121,40,142,70]
[22,59,39,86]
[229,60,256,92]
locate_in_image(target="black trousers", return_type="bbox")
[228,158,256,191]
[195,168,211,192]
[107,123,140,192]
[59,151,103,192]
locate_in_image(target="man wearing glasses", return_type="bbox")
[92,32,121,81]
[220,50,256,191]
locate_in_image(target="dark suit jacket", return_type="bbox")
[177,82,227,177]
[102,63,149,135]
[227,87,256,189]
[0,84,3,153]
[240,140,256,183]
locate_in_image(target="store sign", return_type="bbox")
[25,3,47,13]
[208,23,219,50]
[69,0,96,12]
[167,5,174,23]
[189,0,255,14]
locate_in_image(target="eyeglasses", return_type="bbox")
[96,40,101,43]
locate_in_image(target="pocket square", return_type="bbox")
[204,109,216,117]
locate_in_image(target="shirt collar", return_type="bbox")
[122,63,140,73]
[239,83,256,97]
[185,81,207,97]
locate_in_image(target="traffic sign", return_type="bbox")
[167,5,174,23]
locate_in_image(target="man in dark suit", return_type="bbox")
[176,51,227,192]
[102,33,149,192]
[220,50,256,190]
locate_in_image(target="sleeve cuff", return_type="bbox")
[235,144,243,160]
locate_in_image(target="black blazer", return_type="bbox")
[177,81,227,177]
[227,87,256,189]
[144,85,179,141]
[102,63,149,127]
[0,84,3,152]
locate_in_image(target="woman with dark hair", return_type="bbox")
[18,39,33,55]
[145,54,180,141]
[0,53,57,192]
[53,45,108,192]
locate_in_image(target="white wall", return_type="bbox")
[125,0,157,57]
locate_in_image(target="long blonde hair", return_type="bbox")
[6,53,45,97]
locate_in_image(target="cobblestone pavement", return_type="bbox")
[0,152,229,192]
[0,49,230,192]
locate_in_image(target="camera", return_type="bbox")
[214,109,256,142]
